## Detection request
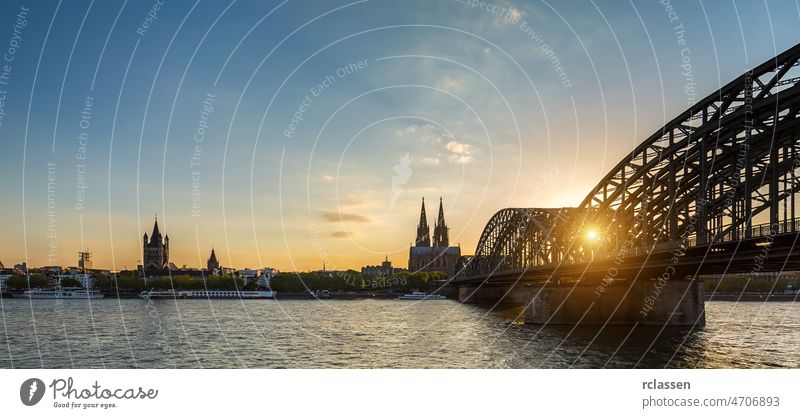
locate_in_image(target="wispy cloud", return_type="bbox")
[395,123,434,137]
[436,76,462,91]
[330,231,350,238]
[320,210,372,223]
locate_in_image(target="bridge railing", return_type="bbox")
[604,218,800,260]
[458,217,800,280]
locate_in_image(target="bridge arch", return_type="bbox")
[459,42,800,280]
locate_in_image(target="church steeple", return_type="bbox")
[151,214,162,242]
[433,197,449,247]
[143,213,169,271]
[415,197,431,247]
[207,247,219,271]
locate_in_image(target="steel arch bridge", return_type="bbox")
[457,42,800,283]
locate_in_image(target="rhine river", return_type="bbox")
[0,299,797,368]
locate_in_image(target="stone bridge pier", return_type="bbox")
[457,279,705,326]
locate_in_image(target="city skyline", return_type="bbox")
[0,1,798,271]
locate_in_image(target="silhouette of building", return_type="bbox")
[361,256,405,279]
[432,197,449,247]
[207,247,219,272]
[78,251,93,272]
[142,216,169,271]
[415,197,431,247]
[408,197,461,278]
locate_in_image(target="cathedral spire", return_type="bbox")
[415,197,431,247]
[151,214,161,239]
[433,197,449,247]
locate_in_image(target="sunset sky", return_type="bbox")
[0,0,798,271]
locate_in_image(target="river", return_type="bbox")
[0,299,797,368]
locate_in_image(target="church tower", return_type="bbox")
[415,197,431,247]
[432,197,449,247]
[207,247,219,272]
[142,215,169,270]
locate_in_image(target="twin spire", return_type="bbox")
[415,197,449,247]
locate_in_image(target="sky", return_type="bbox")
[0,0,798,272]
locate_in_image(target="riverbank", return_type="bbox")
[1,290,436,300]
[705,292,799,302]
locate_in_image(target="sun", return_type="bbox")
[586,230,599,240]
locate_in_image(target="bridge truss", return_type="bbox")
[459,43,800,281]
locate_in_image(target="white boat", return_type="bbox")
[398,291,446,300]
[139,290,275,299]
[23,288,104,299]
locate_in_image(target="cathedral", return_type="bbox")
[408,197,461,278]
[142,216,169,271]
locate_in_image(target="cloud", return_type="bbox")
[321,175,334,182]
[445,140,474,164]
[446,140,469,154]
[395,125,417,137]
[394,124,473,165]
[449,154,475,164]
[330,231,350,238]
[395,123,436,138]
[436,76,462,91]
[339,197,367,207]
[320,210,371,223]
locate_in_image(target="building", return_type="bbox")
[78,251,93,271]
[207,247,219,272]
[257,275,271,289]
[142,216,169,271]
[57,271,93,289]
[238,268,258,285]
[0,267,14,292]
[408,197,461,278]
[37,266,64,287]
[361,256,404,279]
[256,268,277,288]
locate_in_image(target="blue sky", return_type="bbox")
[0,0,798,271]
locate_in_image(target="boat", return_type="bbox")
[312,290,332,298]
[139,289,275,299]
[23,288,104,299]
[398,291,446,300]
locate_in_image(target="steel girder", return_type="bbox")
[459,42,800,280]
[575,42,800,255]
[462,208,571,278]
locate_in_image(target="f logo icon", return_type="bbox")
[20,378,45,406]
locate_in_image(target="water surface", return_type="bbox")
[0,298,796,368]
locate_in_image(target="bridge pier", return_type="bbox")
[523,279,705,326]
[457,284,509,304]
[457,279,705,326]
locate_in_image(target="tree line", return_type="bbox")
[267,271,444,293]
[704,276,798,293]
[3,270,448,293]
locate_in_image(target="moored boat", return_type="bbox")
[23,288,104,299]
[139,289,275,299]
[398,291,446,300]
